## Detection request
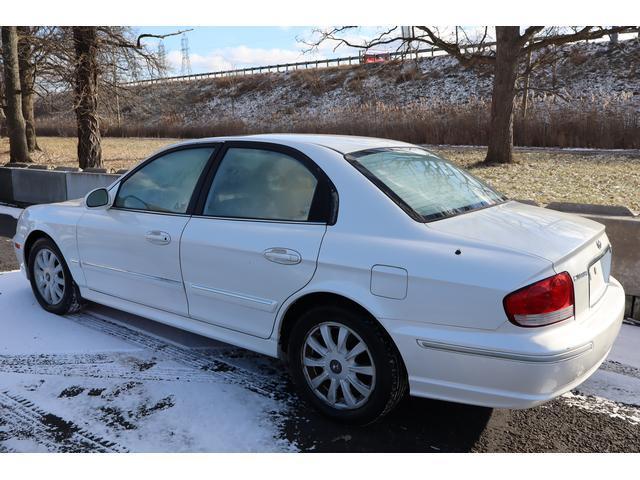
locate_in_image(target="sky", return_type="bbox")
[131,26,631,78]
[134,26,383,76]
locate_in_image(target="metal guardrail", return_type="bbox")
[125,41,497,86]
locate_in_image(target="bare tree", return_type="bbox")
[1,26,31,163]
[309,26,640,164]
[17,26,40,152]
[69,26,190,168]
[73,26,102,169]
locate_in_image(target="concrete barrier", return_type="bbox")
[0,168,13,204]
[11,168,67,204]
[65,172,119,200]
[546,202,640,297]
[581,214,640,297]
[547,202,637,217]
[0,166,120,206]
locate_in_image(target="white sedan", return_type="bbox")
[13,134,625,424]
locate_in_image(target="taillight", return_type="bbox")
[503,272,575,327]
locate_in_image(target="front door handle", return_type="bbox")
[145,230,171,245]
[263,248,301,265]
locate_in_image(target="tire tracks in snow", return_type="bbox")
[0,390,128,452]
[0,352,257,385]
[63,310,291,401]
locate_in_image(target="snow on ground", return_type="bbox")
[607,323,640,370]
[0,205,22,220]
[0,271,296,452]
[569,323,640,410]
[0,268,639,452]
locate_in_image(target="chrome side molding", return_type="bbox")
[416,338,593,363]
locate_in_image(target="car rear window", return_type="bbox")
[346,147,505,222]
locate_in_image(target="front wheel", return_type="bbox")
[28,238,83,315]
[288,305,407,425]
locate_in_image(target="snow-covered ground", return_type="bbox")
[0,269,638,452]
[570,323,640,418]
[0,270,296,452]
[38,39,640,131]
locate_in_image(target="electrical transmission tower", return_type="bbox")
[401,26,416,57]
[157,41,168,77]
[181,34,192,76]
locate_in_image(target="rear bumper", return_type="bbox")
[383,277,625,409]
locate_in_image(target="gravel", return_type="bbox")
[473,399,640,453]
[0,236,18,272]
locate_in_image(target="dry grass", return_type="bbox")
[432,147,640,213]
[34,98,640,150]
[0,137,178,172]
[2,137,638,212]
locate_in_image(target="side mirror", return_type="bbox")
[85,188,111,209]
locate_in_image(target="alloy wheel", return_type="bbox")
[34,248,65,305]
[301,321,376,410]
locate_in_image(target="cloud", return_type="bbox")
[166,45,311,74]
[164,26,482,75]
[164,28,385,75]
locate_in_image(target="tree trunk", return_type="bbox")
[73,26,102,169]
[1,27,31,163]
[485,26,521,164]
[17,27,39,152]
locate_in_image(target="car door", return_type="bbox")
[180,142,337,338]
[76,145,217,316]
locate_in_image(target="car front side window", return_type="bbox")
[203,148,319,222]
[115,147,214,214]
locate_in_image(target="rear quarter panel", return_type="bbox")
[271,145,556,334]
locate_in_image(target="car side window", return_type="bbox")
[203,148,319,221]
[115,147,214,214]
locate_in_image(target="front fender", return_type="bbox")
[16,203,86,287]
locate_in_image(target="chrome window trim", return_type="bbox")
[191,214,326,226]
[108,207,191,218]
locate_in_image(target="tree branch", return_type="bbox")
[135,28,193,49]
[522,26,640,54]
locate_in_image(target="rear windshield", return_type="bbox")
[347,147,505,222]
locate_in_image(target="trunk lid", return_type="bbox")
[426,201,604,263]
[427,201,611,319]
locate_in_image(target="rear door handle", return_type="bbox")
[145,230,171,245]
[263,248,301,265]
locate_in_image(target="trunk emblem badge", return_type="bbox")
[596,240,602,249]
[574,271,588,281]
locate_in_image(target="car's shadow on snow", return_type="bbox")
[283,395,493,452]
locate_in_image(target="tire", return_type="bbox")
[28,237,84,315]
[288,305,407,425]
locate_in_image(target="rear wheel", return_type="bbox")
[28,238,83,315]
[288,305,407,425]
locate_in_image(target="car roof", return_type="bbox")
[171,133,413,155]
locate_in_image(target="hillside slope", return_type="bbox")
[36,39,640,148]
